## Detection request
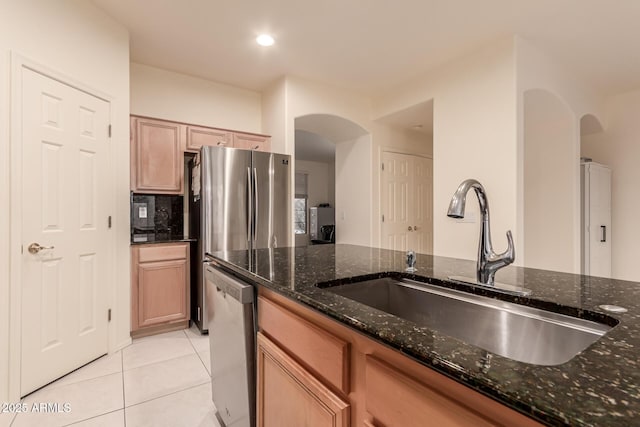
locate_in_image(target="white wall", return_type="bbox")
[523,90,575,272]
[281,77,373,246]
[294,160,335,246]
[262,78,288,153]
[515,37,605,272]
[0,0,130,402]
[582,90,640,281]
[374,38,518,262]
[130,63,262,133]
[336,135,373,246]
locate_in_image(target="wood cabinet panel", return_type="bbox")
[258,287,544,427]
[131,117,184,194]
[258,296,350,394]
[185,125,232,152]
[365,355,493,427]
[131,243,190,334]
[233,132,271,152]
[138,244,188,263]
[137,259,187,327]
[257,332,350,427]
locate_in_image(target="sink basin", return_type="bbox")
[323,277,614,365]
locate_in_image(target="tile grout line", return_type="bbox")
[123,379,212,410]
[61,409,123,427]
[184,327,211,375]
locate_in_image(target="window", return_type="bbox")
[294,172,308,234]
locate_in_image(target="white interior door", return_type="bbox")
[381,152,411,251]
[381,152,433,254]
[409,156,433,254]
[587,163,612,278]
[20,67,111,396]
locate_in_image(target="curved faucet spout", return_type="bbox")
[447,179,515,285]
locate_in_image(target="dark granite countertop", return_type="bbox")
[208,244,640,427]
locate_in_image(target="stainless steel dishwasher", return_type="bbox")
[205,263,256,427]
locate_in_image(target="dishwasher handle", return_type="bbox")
[205,264,254,304]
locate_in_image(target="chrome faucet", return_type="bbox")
[405,250,417,272]
[447,179,515,286]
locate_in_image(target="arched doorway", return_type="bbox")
[294,114,370,246]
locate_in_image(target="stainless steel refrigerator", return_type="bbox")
[190,145,291,333]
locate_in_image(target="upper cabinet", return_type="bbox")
[130,115,272,194]
[185,125,232,153]
[233,132,271,152]
[131,116,185,194]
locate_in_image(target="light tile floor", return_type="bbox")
[5,325,220,427]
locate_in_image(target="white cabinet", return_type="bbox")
[581,162,612,277]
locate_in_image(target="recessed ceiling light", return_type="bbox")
[256,34,275,47]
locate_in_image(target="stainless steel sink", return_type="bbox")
[325,278,614,365]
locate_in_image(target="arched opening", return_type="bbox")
[523,89,577,273]
[294,114,370,247]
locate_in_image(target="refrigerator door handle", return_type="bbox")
[247,167,252,243]
[253,167,259,245]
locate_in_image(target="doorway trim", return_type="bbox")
[8,52,117,401]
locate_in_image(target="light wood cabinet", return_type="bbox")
[256,332,350,427]
[185,125,232,152]
[233,132,271,152]
[131,243,190,336]
[365,356,494,427]
[130,116,185,194]
[258,288,544,427]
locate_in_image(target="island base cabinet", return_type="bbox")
[257,288,544,427]
[256,332,350,427]
[365,356,493,427]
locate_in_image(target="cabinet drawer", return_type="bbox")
[138,243,188,263]
[258,296,349,394]
[365,356,493,427]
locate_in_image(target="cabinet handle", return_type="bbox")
[217,141,227,146]
[253,144,260,150]
[407,226,413,231]
[601,225,606,242]
[414,225,418,231]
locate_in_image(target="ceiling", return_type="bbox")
[92,0,640,98]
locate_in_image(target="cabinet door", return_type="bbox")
[185,125,232,152]
[233,132,271,152]
[365,356,493,427]
[133,255,188,329]
[257,332,350,427]
[132,117,184,194]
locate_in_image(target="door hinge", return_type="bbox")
[108,124,112,138]
[108,309,112,322]
[382,214,385,222]
[108,216,112,228]
[381,162,384,171]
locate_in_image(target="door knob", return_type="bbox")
[407,226,413,231]
[28,243,54,254]
[414,226,418,231]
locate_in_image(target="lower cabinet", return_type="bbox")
[256,332,350,427]
[257,288,544,427]
[131,242,190,336]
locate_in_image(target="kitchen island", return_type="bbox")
[209,244,640,427]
